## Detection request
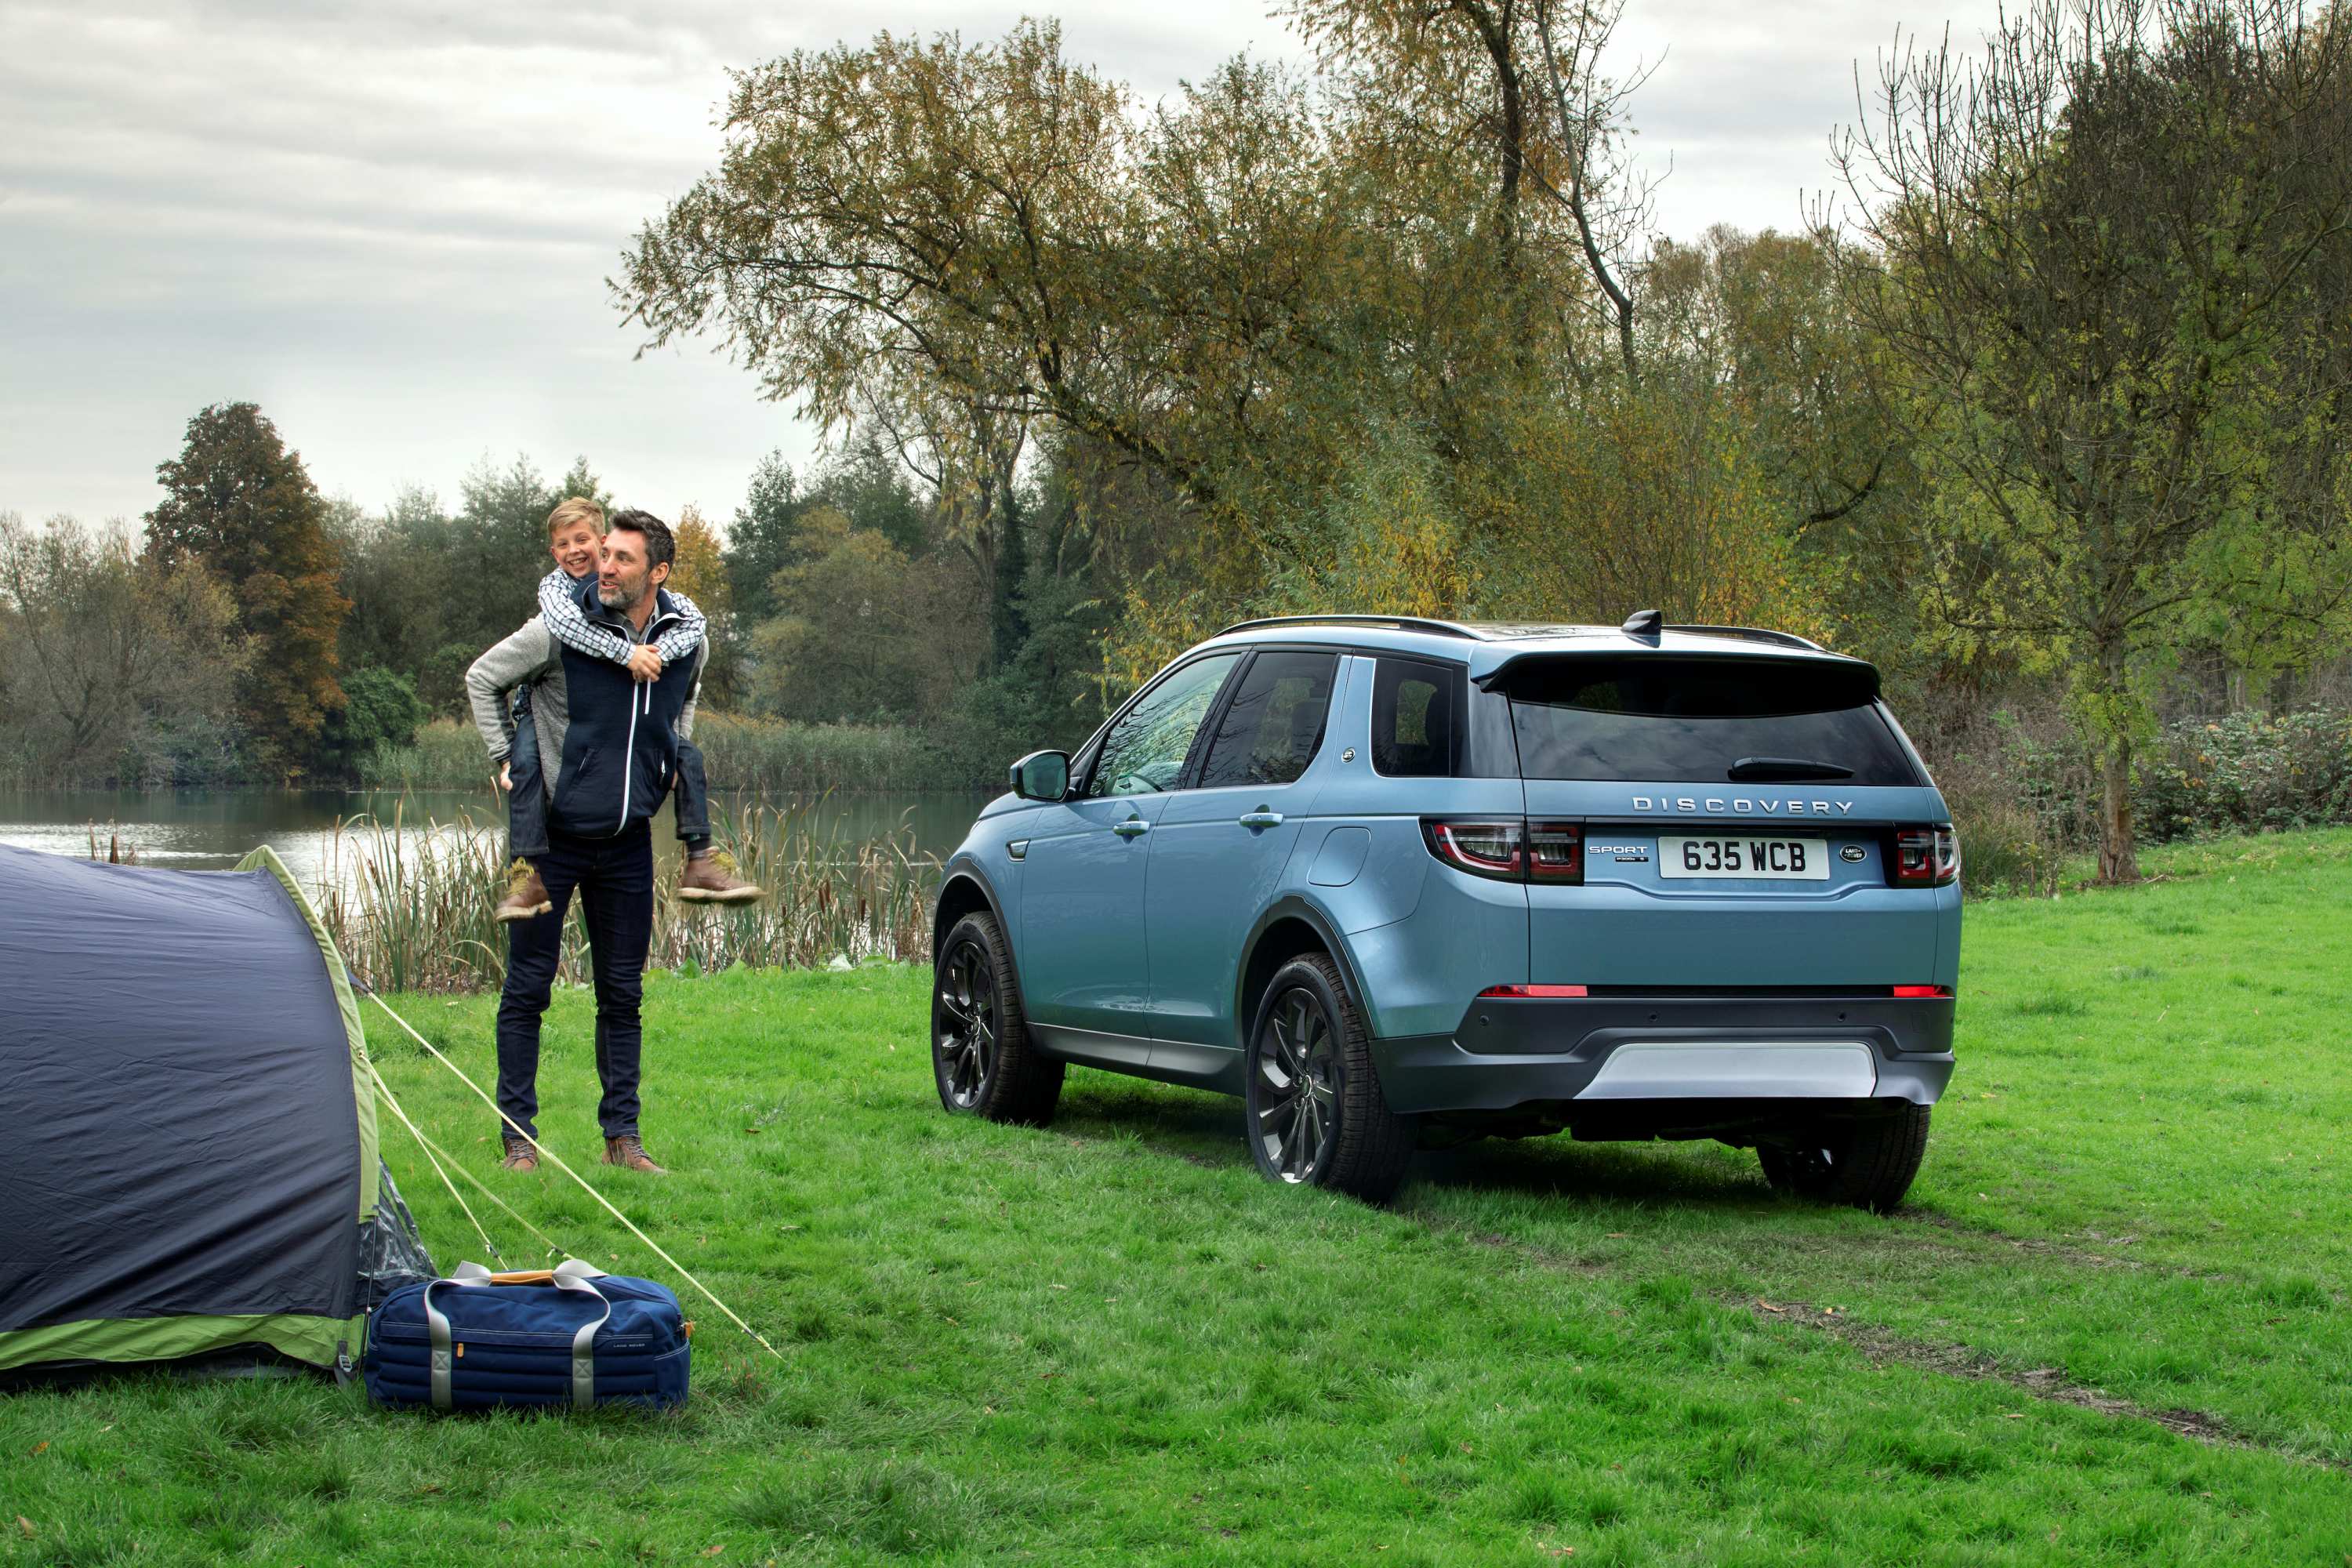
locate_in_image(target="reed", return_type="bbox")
[313,798,938,994]
[363,715,986,795]
[84,827,141,865]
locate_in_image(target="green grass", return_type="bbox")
[5,829,2351,1564]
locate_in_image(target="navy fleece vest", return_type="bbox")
[547,582,698,838]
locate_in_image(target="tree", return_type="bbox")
[1287,0,1662,384]
[728,452,799,624]
[0,513,251,783]
[989,484,1030,670]
[1836,0,2352,880]
[748,507,984,724]
[144,402,349,775]
[669,503,739,706]
[314,667,427,782]
[331,485,454,699]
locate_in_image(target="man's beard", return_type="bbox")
[597,576,644,611]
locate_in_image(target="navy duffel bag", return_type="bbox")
[365,1258,691,1412]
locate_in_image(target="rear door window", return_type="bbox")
[1196,651,1339,788]
[1498,655,1923,786]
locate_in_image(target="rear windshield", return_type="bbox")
[1498,655,1924,786]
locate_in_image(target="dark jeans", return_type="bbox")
[673,739,710,847]
[505,691,550,860]
[495,822,654,1139]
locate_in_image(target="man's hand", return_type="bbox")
[493,761,511,796]
[626,644,663,683]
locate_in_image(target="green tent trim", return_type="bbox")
[0,1312,365,1374]
[235,844,379,1224]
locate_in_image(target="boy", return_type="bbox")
[492,496,762,921]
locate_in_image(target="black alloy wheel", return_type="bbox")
[1253,987,1338,1183]
[930,910,1063,1124]
[1242,954,1415,1202]
[935,937,996,1110]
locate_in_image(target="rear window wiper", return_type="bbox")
[1726,756,1855,782]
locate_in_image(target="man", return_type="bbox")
[464,510,704,1175]
[494,495,760,924]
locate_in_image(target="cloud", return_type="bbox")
[0,0,2004,528]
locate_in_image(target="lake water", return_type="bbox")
[0,787,996,892]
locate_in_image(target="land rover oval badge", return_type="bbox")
[1840,844,1867,862]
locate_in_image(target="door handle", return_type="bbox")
[1112,818,1150,838]
[1239,810,1284,829]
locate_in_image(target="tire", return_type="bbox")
[931,912,1063,1126]
[1759,1103,1932,1214]
[1242,955,1415,1203]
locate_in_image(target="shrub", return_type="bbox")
[2138,710,2352,842]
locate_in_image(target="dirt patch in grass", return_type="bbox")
[1737,1294,2349,1473]
[1892,1208,2238,1279]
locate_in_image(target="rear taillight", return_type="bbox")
[1527,821,1583,884]
[1422,818,1584,886]
[1887,823,1959,887]
[1892,985,1955,999]
[1422,818,1524,880]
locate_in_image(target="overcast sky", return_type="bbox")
[0,0,2007,532]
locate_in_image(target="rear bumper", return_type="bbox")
[1371,995,1955,1116]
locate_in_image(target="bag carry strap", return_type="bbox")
[423,1258,612,1412]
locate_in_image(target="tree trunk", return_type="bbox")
[2096,734,2139,884]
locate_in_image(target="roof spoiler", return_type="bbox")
[1474,646,1881,705]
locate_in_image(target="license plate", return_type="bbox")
[1658,835,1829,880]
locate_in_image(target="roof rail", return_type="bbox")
[1211,615,1483,641]
[1662,623,1827,652]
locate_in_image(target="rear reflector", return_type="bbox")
[1478,984,1590,998]
[1891,985,1954,999]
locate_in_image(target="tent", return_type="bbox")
[0,843,430,1381]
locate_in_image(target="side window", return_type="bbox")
[1196,652,1339,789]
[1371,658,1458,778]
[1086,654,1242,798]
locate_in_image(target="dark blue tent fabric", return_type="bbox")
[0,845,363,1337]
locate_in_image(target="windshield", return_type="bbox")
[1499,655,1925,786]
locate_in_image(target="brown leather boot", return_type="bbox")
[498,1132,540,1172]
[677,849,764,905]
[603,1134,668,1175]
[494,859,554,924]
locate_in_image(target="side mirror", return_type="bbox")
[1009,750,1071,802]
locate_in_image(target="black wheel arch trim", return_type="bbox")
[1235,895,1375,1040]
[933,858,1027,1001]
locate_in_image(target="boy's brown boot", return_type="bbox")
[494,858,554,923]
[603,1134,668,1175]
[677,849,764,905]
[498,1132,541,1172]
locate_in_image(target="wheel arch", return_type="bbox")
[1234,897,1374,1043]
[933,864,1024,994]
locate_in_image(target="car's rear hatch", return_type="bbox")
[1481,645,1956,990]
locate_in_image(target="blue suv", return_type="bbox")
[930,613,1961,1212]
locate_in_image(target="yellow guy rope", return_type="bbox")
[369,1060,504,1265]
[366,1062,562,1261]
[362,989,783,1360]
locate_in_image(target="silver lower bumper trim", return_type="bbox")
[1573,1040,1878,1101]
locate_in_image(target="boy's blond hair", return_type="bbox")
[546,496,605,540]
